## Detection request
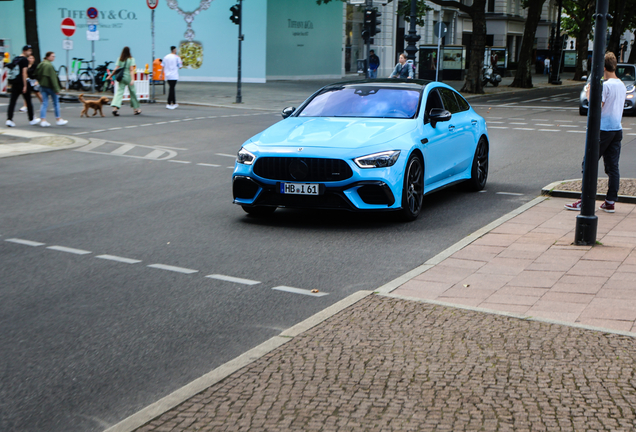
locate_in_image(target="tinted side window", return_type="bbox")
[439,88,460,114]
[424,89,444,124]
[455,92,470,112]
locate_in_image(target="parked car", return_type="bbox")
[232,79,490,221]
[579,63,636,116]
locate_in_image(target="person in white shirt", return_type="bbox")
[163,46,183,109]
[544,57,550,75]
[566,52,627,213]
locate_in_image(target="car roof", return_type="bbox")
[321,79,432,92]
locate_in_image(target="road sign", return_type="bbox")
[147,0,158,9]
[86,7,98,19]
[88,24,97,32]
[62,39,73,50]
[87,30,100,41]
[433,22,448,38]
[61,18,76,37]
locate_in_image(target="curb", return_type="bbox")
[541,178,636,204]
[0,128,89,158]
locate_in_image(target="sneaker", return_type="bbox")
[40,120,51,127]
[29,118,41,125]
[600,200,615,213]
[564,199,582,211]
[166,104,171,109]
[19,106,27,113]
[56,119,68,126]
[6,119,16,127]
[173,104,179,108]
[167,105,176,110]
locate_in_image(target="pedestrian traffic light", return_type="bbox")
[230,4,240,25]
[370,10,382,36]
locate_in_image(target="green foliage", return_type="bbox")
[399,0,433,27]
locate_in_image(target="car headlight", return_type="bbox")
[354,150,401,169]
[237,147,255,165]
[627,84,635,92]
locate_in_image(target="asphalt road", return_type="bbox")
[2,85,636,432]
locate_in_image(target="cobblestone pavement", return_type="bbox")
[134,295,636,432]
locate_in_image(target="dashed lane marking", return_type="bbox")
[147,264,198,274]
[197,163,221,167]
[513,127,535,131]
[124,125,138,129]
[227,166,235,169]
[168,160,191,164]
[155,145,188,150]
[509,122,527,125]
[567,130,587,134]
[488,126,508,129]
[216,153,237,158]
[96,254,142,264]
[5,238,45,247]
[535,124,555,126]
[206,274,261,285]
[272,286,329,297]
[558,124,578,128]
[487,121,505,124]
[496,192,524,196]
[538,129,560,132]
[47,245,92,255]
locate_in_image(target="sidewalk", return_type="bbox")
[107,196,636,432]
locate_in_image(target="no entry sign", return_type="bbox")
[147,0,158,10]
[61,18,76,37]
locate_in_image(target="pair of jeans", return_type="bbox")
[167,80,177,104]
[581,130,622,202]
[40,86,61,119]
[7,81,33,121]
[368,69,377,79]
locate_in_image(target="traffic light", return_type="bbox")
[364,8,373,29]
[370,9,381,36]
[230,4,240,25]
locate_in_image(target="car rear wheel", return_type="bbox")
[400,154,424,221]
[579,107,588,116]
[463,137,489,192]
[241,206,276,217]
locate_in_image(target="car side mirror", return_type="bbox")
[429,108,452,127]
[281,106,296,119]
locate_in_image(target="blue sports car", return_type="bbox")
[232,79,489,221]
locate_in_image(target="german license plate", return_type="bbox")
[280,183,319,195]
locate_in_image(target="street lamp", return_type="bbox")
[550,0,563,85]
[404,0,421,71]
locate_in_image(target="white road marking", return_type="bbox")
[522,96,551,103]
[73,132,90,135]
[124,125,138,129]
[555,119,573,122]
[487,121,505,124]
[227,166,235,169]
[96,254,142,264]
[488,126,509,129]
[496,192,524,196]
[169,120,181,123]
[139,123,153,127]
[76,140,107,152]
[509,118,525,120]
[147,264,198,274]
[558,124,578,128]
[168,160,191,164]
[206,274,260,285]
[509,122,527,125]
[272,286,329,297]
[111,144,136,155]
[47,245,92,255]
[197,163,221,167]
[513,127,535,131]
[627,133,636,136]
[155,145,188,150]
[216,153,237,158]
[195,117,207,120]
[5,238,45,247]
[538,129,560,132]
[535,124,555,126]
[155,122,168,125]
[485,117,502,119]
[567,130,587,133]
[145,150,167,159]
[108,127,122,131]
[91,129,106,133]
[533,119,549,121]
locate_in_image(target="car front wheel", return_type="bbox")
[464,137,489,191]
[400,154,424,221]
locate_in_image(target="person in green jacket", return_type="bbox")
[35,51,68,127]
[108,46,141,116]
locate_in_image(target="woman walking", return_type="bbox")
[108,47,141,116]
[35,51,68,127]
[20,54,43,113]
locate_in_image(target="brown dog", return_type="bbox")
[79,94,110,117]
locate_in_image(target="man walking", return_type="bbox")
[6,45,40,127]
[566,52,626,213]
[368,49,380,79]
[163,46,183,109]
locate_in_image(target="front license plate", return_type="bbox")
[280,183,320,195]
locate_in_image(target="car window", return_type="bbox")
[454,92,470,112]
[616,65,635,82]
[424,88,444,124]
[297,87,421,119]
[439,88,461,114]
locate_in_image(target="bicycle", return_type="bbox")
[94,60,114,93]
[61,58,94,91]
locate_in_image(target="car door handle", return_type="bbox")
[471,119,478,126]
[421,138,428,144]
[448,125,455,131]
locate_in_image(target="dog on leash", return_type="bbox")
[79,94,111,118]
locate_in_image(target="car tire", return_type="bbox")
[463,137,489,192]
[579,107,588,116]
[400,154,424,222]
[241,205,276,217]
[492,80,499,87]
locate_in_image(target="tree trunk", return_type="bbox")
[510,0,547,88]
[461,0,487,94]
[607,0,626,58]
[24,0,40,62]
[574,2,594,80]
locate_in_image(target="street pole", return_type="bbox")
[575,0,609,245]
[66,37,69,91]
[404,0,420,76]
[550,0,563,85]
[91,40,95,92]
[366,0,372,79]
[435,24,442,81]
[236,0,242,104]
[151,8,156,104]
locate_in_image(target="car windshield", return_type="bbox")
[297,86,421,119]
[616,65,635,82]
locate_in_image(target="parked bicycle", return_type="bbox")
[57,58,93,91]
[94,60,114,93]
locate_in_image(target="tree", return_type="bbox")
[607,0,636,60]
[510,0,548,88]
[24,0,40,62]
[562,0,595,80]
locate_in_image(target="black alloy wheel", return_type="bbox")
[241,205,277,217]
[464,137,489,191]
[400,154,424,221]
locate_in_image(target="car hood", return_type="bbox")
[252,117,416,149]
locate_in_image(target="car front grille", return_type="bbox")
[253,157,353,182]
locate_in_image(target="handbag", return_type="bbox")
[113,59,127,82]
[27,78,40,92]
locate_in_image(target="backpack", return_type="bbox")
[7,56,24,82]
